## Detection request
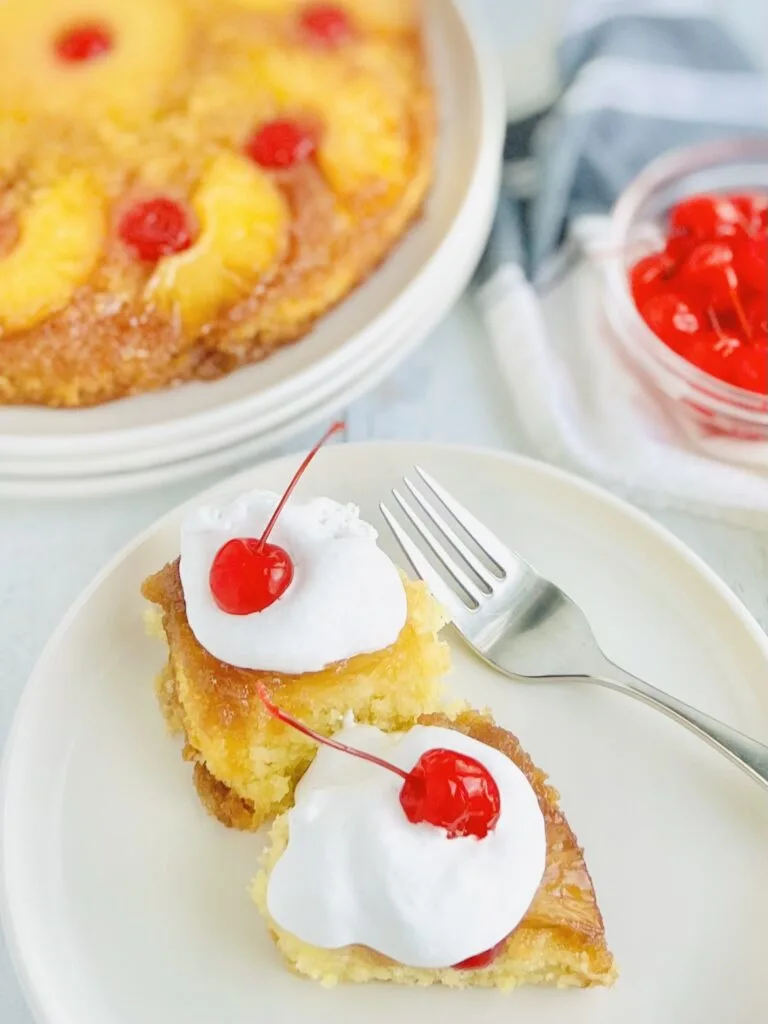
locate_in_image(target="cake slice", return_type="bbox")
[142,425,451,831]
[252,709,616,990]
[143,563,448,831]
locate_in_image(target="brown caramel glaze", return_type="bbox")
[420,711,608,947]
[144,557,440,730]
[192,760,259,832]
[144,558,297,731]
[0,200,18,259]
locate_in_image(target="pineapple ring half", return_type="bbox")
[146,152,289,333]
[253,44,412,197]
[0,171,106,333]
[0,0,190,127]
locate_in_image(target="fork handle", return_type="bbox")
[592,665,768,788]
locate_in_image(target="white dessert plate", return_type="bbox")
[3,443,768,1024]
[0,0,504,465]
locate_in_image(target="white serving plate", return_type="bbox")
[0,0,504,464]
[3,443,768,1024]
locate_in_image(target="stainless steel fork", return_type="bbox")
[381,467,768,789]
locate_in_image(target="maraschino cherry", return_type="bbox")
[245,119,317,170]
[209,422,344,615]
[118,197,193,263]
[454,937,508,970]
[254,680,502,841]
[678,241,739,308]
[732,193,768,234]
[629,252,673,307]
[299,4,355,46]
[733,236,768,293]
[669,194,742,242]
[628,188,768,395]
[638,293,701,354]
[399,747,501,839]
[55,22,113,63]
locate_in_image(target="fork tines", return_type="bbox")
[379,467,510,619]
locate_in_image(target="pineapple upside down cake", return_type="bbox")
[0,0,435,407]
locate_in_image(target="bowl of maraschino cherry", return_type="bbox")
[604,137,768,453]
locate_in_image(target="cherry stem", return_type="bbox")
[730,286,751,339]
[255,680,409,781]
[257,421,345,551]
[707,306,723,337]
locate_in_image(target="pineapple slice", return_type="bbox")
[0,172,105,333]
[147,153,288,332]
[231,0,418,33]
[255,45,411,195]
[0,0,189,127]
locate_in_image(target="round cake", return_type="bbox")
[0,0,435,406]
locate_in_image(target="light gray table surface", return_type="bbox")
[2,2,767,1020]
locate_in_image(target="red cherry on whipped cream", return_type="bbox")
[399,747,501,839]
[209,539,294,616]
[209,422,344,615]
[255,682,502,840]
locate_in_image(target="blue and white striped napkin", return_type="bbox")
[476,0,768,526]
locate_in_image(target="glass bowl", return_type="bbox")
[602,137,768,463]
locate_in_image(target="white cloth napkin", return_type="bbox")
[475,0,768,529]
[478,220,768,530]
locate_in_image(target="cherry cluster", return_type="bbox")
[630,192,767,394]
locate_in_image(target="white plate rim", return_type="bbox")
[0,318,408,498]
[0,0,505,461]
[0,224,493,498]
[3,441,768,1024]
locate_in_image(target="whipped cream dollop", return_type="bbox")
[267,723,547,968]
[179,492,407,673]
